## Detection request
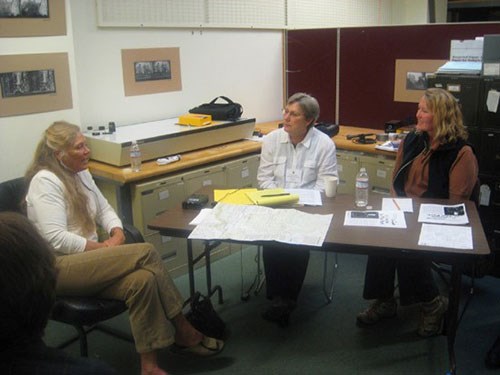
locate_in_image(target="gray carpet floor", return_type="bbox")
[43,248,500,375]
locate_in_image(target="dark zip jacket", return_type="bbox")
[392,131,468,199]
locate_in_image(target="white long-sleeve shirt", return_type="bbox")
[26,169,122,255]
[257,127,338,191]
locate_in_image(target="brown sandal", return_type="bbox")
[171,336,224,357]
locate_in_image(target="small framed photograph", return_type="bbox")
[0,0,66,37]
[121,47,182,96]
[394,59,446,103]
[0,52,72,117]
[134,60,171,82]
[0,69,56,98]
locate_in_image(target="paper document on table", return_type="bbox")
[189,208,213,225]
[418,223,473,250]
[246,135,264,142]
[188,202,333,247]
[375,141,399,152]
[285,188,322,206]
[418,203,468,225]
[382,198,413,212]
[344,210,407,228]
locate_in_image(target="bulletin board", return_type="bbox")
[286,28,337,123]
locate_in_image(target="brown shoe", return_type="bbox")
[418,296,448,337]
[357,298,397,325]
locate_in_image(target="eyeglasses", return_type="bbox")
[282,108,304,118]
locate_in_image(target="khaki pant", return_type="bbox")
[55,243,183,353]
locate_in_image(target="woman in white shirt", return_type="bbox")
[25,121,223,375]
[257,93,338,327]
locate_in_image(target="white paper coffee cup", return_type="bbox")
[324,176,339,198]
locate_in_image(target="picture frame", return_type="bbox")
[0,0,66,37]
[393,59,446,103]
[121,47,182,97]
[0,52,72,117]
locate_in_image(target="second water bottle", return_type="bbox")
[130,140,142,172]
[355,167,369,207]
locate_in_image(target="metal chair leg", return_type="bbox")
[76,325,88,357]
[323,252,338,303]
[55,325,88,357]
[241,245,265,300]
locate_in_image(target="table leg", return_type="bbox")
[254,246,266,295]
[185,239,224,303]
[446,263,463,375]
[187,239,195,298]
[204,241,223,304]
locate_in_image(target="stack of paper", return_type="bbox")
[417,203,472,250]
[245,188,299,206]
[436,38,483,75]
[436,61,482,75]
[375,140,400,152]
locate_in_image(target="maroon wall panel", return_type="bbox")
[339,23,500,129]
[287,29,337,123]
[288,23,500,130]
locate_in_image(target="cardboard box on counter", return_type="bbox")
[178,113,212,127]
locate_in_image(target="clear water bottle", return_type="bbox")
[130,140,142,172]
[355,167,369,207]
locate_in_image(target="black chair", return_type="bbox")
[0,177,139,356]
[432,178,484,284]
[430,179,488,327]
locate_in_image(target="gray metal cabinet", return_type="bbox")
[336,150,360,194]
[359,154,395,195]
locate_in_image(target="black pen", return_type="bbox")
[261,193,290,197]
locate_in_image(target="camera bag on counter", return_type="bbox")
[189,96,243,121]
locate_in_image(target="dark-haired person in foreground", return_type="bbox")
[0,211,117,375]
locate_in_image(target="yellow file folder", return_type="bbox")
[214,188,257,205]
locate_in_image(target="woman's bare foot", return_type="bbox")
[141,366,168,375]
[140,351,168,375]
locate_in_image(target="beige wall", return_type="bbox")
[70,1,284,129]
[0,0,445,182]
[0,0,81,182]
[0,0,284,182]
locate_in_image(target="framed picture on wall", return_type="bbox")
[394,59,446,103]
[0,52,73,117]
[121,47,182,96]
[0,0,66,37]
